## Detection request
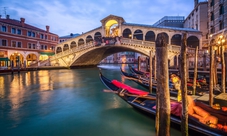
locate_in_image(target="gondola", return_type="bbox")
[121,67,210,97]
[129,65,208,88]
[120,67,179,97]
[129,65,148,76]
[99,71,227,136]
[125,66,209,96]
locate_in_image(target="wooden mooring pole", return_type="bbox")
[138,56,141,71]
[149,51,153,93]
[153,56,157,81]
[155,33,170,136]
[221,46,226,93]
[179,33,189,136]
[192,46,198,95]
[209,45,214,106]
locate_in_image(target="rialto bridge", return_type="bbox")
[50,15,206,68]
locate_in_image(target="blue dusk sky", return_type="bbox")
[1,0,204,36]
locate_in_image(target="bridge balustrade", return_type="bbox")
[50,42,96,61]
[51,37,207,62]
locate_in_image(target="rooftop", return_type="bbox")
[60,33,80,38]
[123,22,200,32]
[0,16,57,35]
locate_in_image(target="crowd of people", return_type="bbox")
[94,36,122,46]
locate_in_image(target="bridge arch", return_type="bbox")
[56,47,62,54]
[133,29,143,40]
[145,31,155,42]
[70,41,77,49]
[171,34,182,46]
[187,36,199,48]
[63,44,69,51]
[94,32,102,40]
[78,38,85,46]
[86,35,93,43]
[105,19,118,37]
[122,28,132,38]
[157,32,169,44]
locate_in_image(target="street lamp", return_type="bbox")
[217,35,226,93]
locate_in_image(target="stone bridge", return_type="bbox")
[50,15,207,68]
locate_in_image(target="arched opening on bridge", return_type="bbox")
[70,41,77,49]
[56,47,62,54]
[187,36,199,48]
[122,28,132,38]
[63,44,69,51]
[78,38,85,46]
[86,35,93,43]
[133,29,143,40]
[157,32,169,44]
[145,31,155,42]
[94,32,102,41]
[26,53,37,66]
[171,34,182,46]
[105,20,118,37]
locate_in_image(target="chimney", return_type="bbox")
[20,18,25,27]
[46,25,50,33]
[6,15,10,19]
[194,0,198,8]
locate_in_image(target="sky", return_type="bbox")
[1,0,200,37]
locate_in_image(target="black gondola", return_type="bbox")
[124,66,210,96]
[99,71,227,136]
[129,65,147,76]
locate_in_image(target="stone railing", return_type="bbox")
[51,37,207,61]
[50,42,96,61]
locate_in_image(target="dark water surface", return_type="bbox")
[0,64,181,136]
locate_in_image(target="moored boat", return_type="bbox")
[99,71,227,136]
[120,67,208,97]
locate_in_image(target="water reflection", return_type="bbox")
[0,67,181,136]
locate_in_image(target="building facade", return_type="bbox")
[153,16,185,28]
[208,0,227,38]
[0,15,59,68]
[184,0,208,48]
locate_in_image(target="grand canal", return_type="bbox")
[0,64,181,136]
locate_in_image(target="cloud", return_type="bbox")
[1,0,194,36]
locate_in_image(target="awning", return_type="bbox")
[39,52,55,56]
[0,57,10,61]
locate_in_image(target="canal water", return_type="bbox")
[0,64,181,136]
